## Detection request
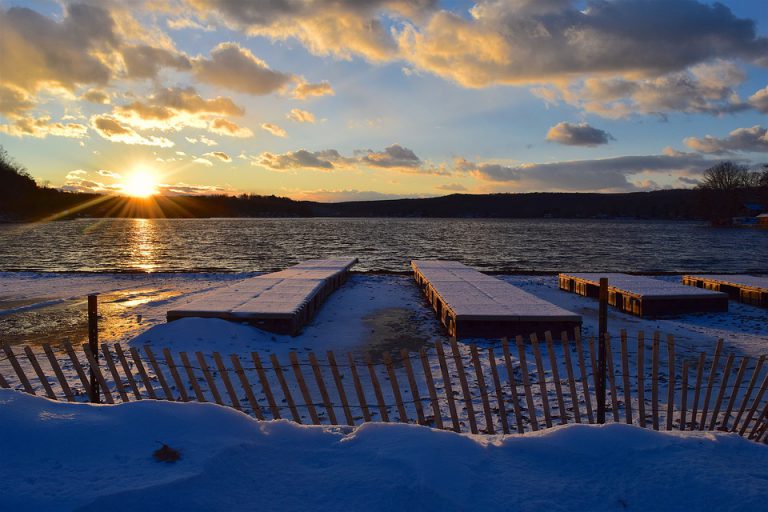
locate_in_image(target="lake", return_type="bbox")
[0,218,765,273]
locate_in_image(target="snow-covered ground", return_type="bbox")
[1,390,766,512]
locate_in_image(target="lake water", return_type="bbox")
[0,218,765,273]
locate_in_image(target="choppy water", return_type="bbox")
[0,218,765,273]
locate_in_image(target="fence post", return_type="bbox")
[87,294,100,403]
[597,278,608,424]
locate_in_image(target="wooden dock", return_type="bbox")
[683,275,768,308]
[167,257,358,334]
[559,273,728,317]
[412,260,582,339]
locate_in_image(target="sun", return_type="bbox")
[121,169,159,198]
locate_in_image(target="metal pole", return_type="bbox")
[87,294,100,403]
[597,278,608,424]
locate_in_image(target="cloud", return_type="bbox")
[436,183,467,192]
[292,80,334,99]
[261,123,287,137]
[0,116,87,138]
[286,108,316,123]
[121,45,191,79]
[749,86,768,113]
[90,114,173,147]
[81,89,110,104]
[684,125,768,154]
[397,1,768,89]
[208,118,253,137]
[458,151,719,192]
[0,3,118,91]
[0,84,34,115]
[290,189,421,202]
[204,151,232,162]
[192,157,213,166]
[193,42,293,95]
[358,144,421,169]
[257,149,340,171]
[186,135,218,146]
[546,122,614,147]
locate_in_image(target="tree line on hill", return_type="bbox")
[1,146,766,222]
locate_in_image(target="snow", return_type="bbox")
[687,274,768,291]
[0,389,766,511]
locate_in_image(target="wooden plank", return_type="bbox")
[365,352,389,422]
[100,344,128,402]
[230,354,263,419]
[749,402,768,440]
[666,335,676,430]
[419,348,443,429]
[81,344,114,404]
[130,347,158,400]
[435,340,460,431]
[709,353,734,431]
[545,332,567,425]
[2,341,34,394]
[114,344,141,400]
[574,331,594,424]
[253,353,280,420]
[327,351,354,426]
[144,346,174,400]
[732,355,765,433]
[515,335,539,431]
[382,352,408,423]
[348,353,371,423]
[619,330,632,424]
[23,346,56,399]
[0,368,9,389]
[636,331,646,428]
[271,354,301,423]
[651,332,660,430]
[699,339,724,430]
[194,351,222,405]
[401,349,426,425]
[289,352,320,424]
[309,352,337,424]
[179,351,205,402]
[502,338,525,433]
[690,353,706,427]
[680,359,689,431]
[163,348,189,402]
[213,352,241,411]
[605,334,620,423]
[470,344,495,434]
[450,337,478,434]
[488,347,510,434]
[738,372,768,436]
[721,356,749,431]
[560,331,581,424]
[530,333,552,428]
[42,343,74,401]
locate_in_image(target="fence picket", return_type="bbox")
[382,352,407,423]
[636,331,646,428]
[42,343,74,401]
[450,337,478,434]
[132,347,158,400]
[179,351,205,402]
[100,344,128,402]
[700,339,724,430]
[401,349,425,425]
[309,352,337,424]
[230,354,263,420]
[530,334,552,428]
[732,355,765,433]
[739,373,768,436]
[545,332,567,425]
[651,332,660,430]
[253,353,280,419]
[470,345,495,434]
[0,369,9,389]
[163,348,189,402]
[721,357,749,431]
[419,348,443,429]
[487,347,510,434]
[327,351,354,426]
[290,352,320,424]
[3,342,34,394]
[574,332,594,424]
[194,352,220,405]
[348,353,371,423]
[560,331,581,424]
[271,354,300,422]
[81,344,113,404]
[665,335,676,430]
[619,330,632,424]
[690,353,705,427]
[24,346,56,399]
[680,359,689,431]
[501,338,525,433]
[435,340,460,431]
[113,344,141,400]
[145,346,174,401]
[605,334,620,423]
[515,335,538,431]
[365,352,389,422]
[709,353,735,431]
[213,352,241,411]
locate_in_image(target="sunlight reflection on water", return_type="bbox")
[0,218,766,273]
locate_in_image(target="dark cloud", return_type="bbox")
[684,125,768,154]
[546,122,614,147]
[436,183,468,192]
[193,43,294,95]
[358,144,421,169]
[122,45,191,79]
[257,149,338,171]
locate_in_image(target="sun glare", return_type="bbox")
[121,169,159,198]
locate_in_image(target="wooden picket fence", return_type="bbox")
[1,330,767,442]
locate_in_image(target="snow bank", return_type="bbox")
[1,390,766,511]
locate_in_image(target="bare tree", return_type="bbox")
[697,161,751,190]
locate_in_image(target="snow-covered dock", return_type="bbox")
[166,258,358,334]
[559,273,728,317]
[412,260,581,339]
[683,274,768,308]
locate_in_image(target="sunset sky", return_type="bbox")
[0,0,766,201]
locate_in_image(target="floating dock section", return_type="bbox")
[683,274,768,308]
[559,273,728,317]
[167,257,358,335]
[412,260,582,339]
